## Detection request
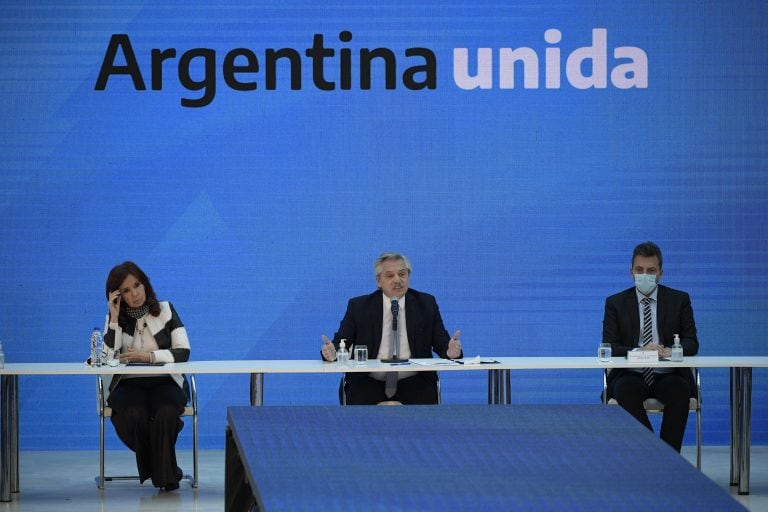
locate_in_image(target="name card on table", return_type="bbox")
[627,350,659,363]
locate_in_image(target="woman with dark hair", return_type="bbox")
[102,261,191,491]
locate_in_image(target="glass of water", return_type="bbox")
[354,345,368,365]
[598,343,612,362]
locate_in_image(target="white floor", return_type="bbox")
[0,446,765,511]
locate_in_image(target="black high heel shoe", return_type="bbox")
[162,467,183,491]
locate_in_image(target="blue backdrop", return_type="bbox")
[0,1,766,449]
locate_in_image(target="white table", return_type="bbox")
[0,356,765,500]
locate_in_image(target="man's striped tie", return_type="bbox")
[641,297,655,386]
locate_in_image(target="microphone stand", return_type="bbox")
[381,297,408,363]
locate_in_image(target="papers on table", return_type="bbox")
[410,359,460,366]
[409,357,499,366]
[627,350,659,363]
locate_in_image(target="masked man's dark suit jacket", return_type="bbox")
[328,288,459,403]
[602,284,699,399]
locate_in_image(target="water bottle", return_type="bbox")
[671,333,683,362]
[90,328,103,367]
[0,339,5,369]
[337,339,350,366]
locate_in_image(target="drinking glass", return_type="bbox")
[598,343,612,362]
[354,345,368,364]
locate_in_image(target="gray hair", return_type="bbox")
[373,252,412,277]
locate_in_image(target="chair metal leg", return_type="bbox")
[192,407,199,487]
[340,374,441,405]
[695,368,702,470]
[98,404,105,489]
[604,367,703,470]
[99,414,199,488]
[696,406,702,470]
[98,374,199,489]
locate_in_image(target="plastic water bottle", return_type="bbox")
[337,339,350,366]
[671,333,683,362]
[90,328,103,367]
[0,339,5,369]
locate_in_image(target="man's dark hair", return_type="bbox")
[632,241,663,269]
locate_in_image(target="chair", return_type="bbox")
[96,374,199,488]
[603,368,701,469]
[340,373,441,405]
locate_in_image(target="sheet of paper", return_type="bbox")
[456,356,499,365]
[409,359,460,366]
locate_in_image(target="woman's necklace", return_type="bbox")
[135,317,148,349]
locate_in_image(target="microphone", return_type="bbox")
[381,296,408,363]
[390,297,399,332]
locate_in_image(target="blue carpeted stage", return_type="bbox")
[225,404,746,511]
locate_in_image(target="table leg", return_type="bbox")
[10,376,17,494]
[730,367,740,486]
[1,374,18,502]
[487,369,511,405]
[738,367,752,495]
[250,373,264,407]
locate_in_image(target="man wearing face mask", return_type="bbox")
[602,241,699,452]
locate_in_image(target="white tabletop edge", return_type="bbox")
[1,356,768,375]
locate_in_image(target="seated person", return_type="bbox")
[602,241,699,452]
[102,261,191,491]
[321,252,462,404]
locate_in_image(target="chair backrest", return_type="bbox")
[96,373,199,488]
[97,374,197,416]
[602,367,701,411]
[340,373,441,405]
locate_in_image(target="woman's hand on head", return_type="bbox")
[108,290,121,322]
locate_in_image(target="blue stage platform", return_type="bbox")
[225,404,746,511]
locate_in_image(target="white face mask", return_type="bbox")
[634,273,658,295]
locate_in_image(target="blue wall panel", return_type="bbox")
[0,1,766,449]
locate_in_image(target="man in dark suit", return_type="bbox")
[321,252,462,404]
[602,241,699,452]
